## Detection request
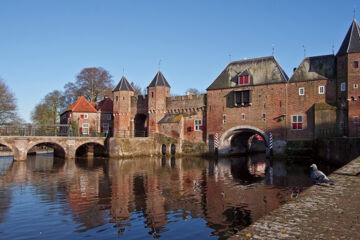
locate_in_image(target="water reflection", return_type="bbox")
[0,153,317,239]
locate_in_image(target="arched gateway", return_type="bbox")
[218,125,269,155]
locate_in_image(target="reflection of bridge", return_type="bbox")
[0,136,107,160]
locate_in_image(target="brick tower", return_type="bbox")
[112,76,135,137]
[147,71,170,134]
[337,18,360,136]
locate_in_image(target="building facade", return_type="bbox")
[62,19,360,154]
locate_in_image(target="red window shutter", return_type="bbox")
[190,125,194,131]
[200,125,204,131]
[292,123,297,129]
[80,114,84,119]
[89,128,92,133]
[100,127,103,132]
[297,123,303,129]
[244,75,249,84]
[239,76,243,84]
[80,127,82,132]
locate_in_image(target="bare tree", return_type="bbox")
[131,82,142,96]
[0,78,19,124]
[75,67,113,102]
[31,90,65,124]
[185,88,200,95]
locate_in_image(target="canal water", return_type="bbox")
[0,153,334,239]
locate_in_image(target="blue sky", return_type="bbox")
[0,0,358,122]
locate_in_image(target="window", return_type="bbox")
[299,87,305,96]
[262,113,266,122]
[107,114,112,120]
[341,82,346,92]
[354,61,359,68]
[319,86,325,94]
[354,84,358,89]
[234,90,251,106]
[116,96,119,102]
[241,113,245,120]
[102,123,109,132]
[194,120,202,131]
[291,115,303,130]
[84,113,88,119]
[238,75,249,85]
[82,123,89,135]
[223,114,226,124]
[151,92,154,98]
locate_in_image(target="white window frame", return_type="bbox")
[341,82,346,92]
[354,84,358,89]
[82,123,89,135]
[318,86,325,94]
[84,113,88,119]
[299,87,305,96]
[194,119,202,131]
[291,115,303,130]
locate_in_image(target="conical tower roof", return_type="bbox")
[337,19,360,55]
[113,76,135,92]
[148,71,170,88]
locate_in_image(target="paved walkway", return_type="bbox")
[232,157,360,240]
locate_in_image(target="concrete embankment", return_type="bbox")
[232,157,360,240]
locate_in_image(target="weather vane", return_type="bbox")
[272,43,275,56]
[302,45,306,58]
[158,59,162,70]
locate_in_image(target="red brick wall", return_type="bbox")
[286,80,329,140]
[148,86,170,134]
[113,90,134,136]
[344,53,360,136]
[206,83,287,141]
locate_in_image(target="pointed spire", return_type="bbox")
[337,18,360,55]
[112,75,135,92]
[148,71,171,88]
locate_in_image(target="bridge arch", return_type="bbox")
[0,140,13,154]
[26,141,67,158]
[75,141,107,157]
[219,125,269,155]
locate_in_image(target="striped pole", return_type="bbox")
[269,132,273,156]
[214,132,219,154]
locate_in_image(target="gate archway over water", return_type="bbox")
[219,126,268,155]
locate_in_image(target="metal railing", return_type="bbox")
[0,124,112,137]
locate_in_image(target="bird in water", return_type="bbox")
[310,164,334,185]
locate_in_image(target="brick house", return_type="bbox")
[61,18,360,155]
[60,96,98,136]
[91,96,114,136]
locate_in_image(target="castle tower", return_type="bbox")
[112,76,135,137]
[337,18,360,136]
[147,71,171,134]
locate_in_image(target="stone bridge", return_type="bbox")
[0,136,107,160]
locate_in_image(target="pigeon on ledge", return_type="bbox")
[310,164,334,185]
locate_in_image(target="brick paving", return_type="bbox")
[232,157,360,240]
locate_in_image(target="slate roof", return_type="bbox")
[148,71,170,88]
[64,96,97,113]
[289,55,336,82]
[337,19,360,55]
[158,114,183,124]
[207,56,288,90]
[91,97,113,112]
[113,76,134,92]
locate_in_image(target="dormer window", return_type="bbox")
[238,75,249,85]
